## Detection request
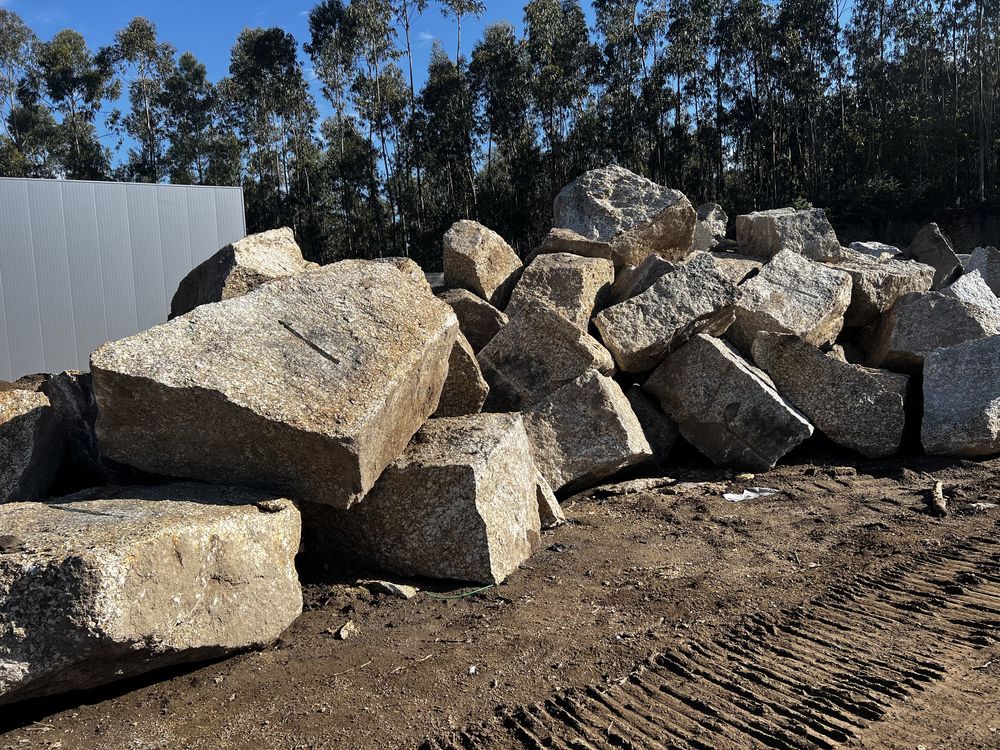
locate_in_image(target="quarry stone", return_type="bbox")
[534,227,614,262]
[903,223,962,289]
[751,332,909,458]
[645,334,813,470]
[849,241,903,261]
[92,260,458,509]
[478,298,614,411]
[965,246,1000,295]
[535,473,566,529]
[433,334,489,418]
[710,251,764,285]
[728,249,853,353]
[828,250,935,327]
[867,290,1000,369]
[0,388,60,503]
[553,165,696,266]
[0,482,302,706]
[940,269,1000,311]
[922,336,1000,457]
[609,254,675,303]
[170,227,316,318]
[522,371,652,493]
[437,288,508,352]
[506,252,614,328]
[594,251,738,372]
[693,202,728,253]
[735,207,842,261]
[625,385,680,466]
[443,220,523,307]
[300,414,542,585]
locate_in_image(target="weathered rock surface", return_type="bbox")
[940,269,1000,311]
[0,483,302,706]
[534,227,614,262]
[478,299,614,411]
[728,250,852,353]
[849,241,902,261]
[506,252,614,328]
[751,333,909,458]
[437,288,508,353]
[553,165,696,266]
[710,251,763,285]
[828,250,935,327]
[374,256,433,293]
[903,223,962,289]
[866,290,1000,369]
[966,246,1000,295]
[92,260,458,509]
[645,334,813,470]
[535,473,566,529]
[624,385,680,466]
[522,371,652,493]
[301,414,542,584]
[693,202,728,253]
[443,220,523,307]
[922,336,1000,457]
[170,228,315,318]
[594,252,738,372]
[0,388,60,503]
[735,208,841,261]
[433,335,489,418]
[609,254,675,303]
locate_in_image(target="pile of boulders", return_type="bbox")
[2,164,999,707]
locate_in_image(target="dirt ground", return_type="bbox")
[4,452,1000,749]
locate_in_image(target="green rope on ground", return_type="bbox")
[424,584,495,600]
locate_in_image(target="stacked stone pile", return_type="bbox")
[2,164,999,706]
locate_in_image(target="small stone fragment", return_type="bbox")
[727,249,853,353]
[535,473,566,529]
[478,299,614,411]
[438,288,509,353]
[645,334,813,470]
[534,227,614,262]
[170,227,316,318]
[433,335,489,418]
[506,252,614,328]
[735,207,842,261]
[335,621,359,640]
[903,223,962,289]
[849,241,903,261]
[751,332,908,458]
[360,580,419,599]
[522,370,652,493]
[443,220,523,307]
[553,165,696,266]
[594,252,738,373]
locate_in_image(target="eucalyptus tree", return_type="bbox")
[439,0,486,64]
[162,52,218,184]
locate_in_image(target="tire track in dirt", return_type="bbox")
[426,524,1000,749]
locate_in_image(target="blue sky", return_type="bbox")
[5,0,532,117]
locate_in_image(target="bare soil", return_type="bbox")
[4,454,1000,749]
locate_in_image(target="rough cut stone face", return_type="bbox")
[594,252,738,373]
[728,249,853,353]
[710,251,764,285]
[751,333,908,458]
[534,227,614,262]
[866,290,1000,369]
[903,223,962,289]
[645,334,813,470]
[522,371,652,493]
[0,388,61,503]
[849,241,903,261]
[922,336,1000,457]
[92,260,458,509]
[437,288,508,353]
[170,228,316,318]
[443,220,523,307]
[625,385,679,466]
[828,250,935,327]
[433,335,489,418]
[966,246,1000,295]
[0,483,302,706]
[609,253,676,303]
[506,252,614,329]
[735,207,841,261]
[693,202,728,253]
[535,472,566,529]
[940,269,1000,310]
[300,414,542,585]
[374,256,432,293]
[478,298,614,411]
[553,165,696,266]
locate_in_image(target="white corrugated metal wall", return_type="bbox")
[0,177,246,381]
